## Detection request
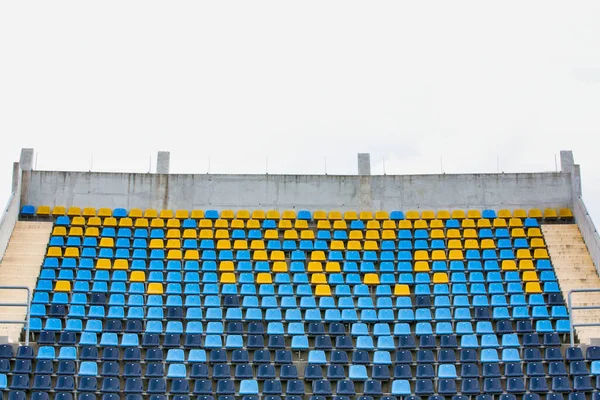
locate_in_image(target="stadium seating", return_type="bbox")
[12,206,581,398]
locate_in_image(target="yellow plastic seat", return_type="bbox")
[382,230,396,240]
[130,271,146,282]
[311,273,327,284]
[461,219,476,229]
[133,218,149,228]
[533,249,549,259]
[264,230,278,240]
[349,231,363,240]
[394,284,410,296]
[198,219,213,228]
[508,218,523,228]
[129,208,143,218]
[433,250,448,261]
[325,262,341,272]
[215,230,229,239]
[502,260,517,270]
[96,259,112,270]
[236,210,250,220]
[230,220,245,229]
[364,273,380,285]
[217,240,231,250]
[190,210,205,220]
[266,210,280,220]
[273,261,288,272]
[448,250,463,260]
[294,220,308,229]
[184,250,200,260]
[253,250,268,261]
[431,229,445,239]
[113,260,129,270]
[467,209,482,219]
[150,219,165,228]
[219,261,234,271]
[234,240,248,250]
[448,239,463,250]
[175,210,189,219]
[36,206,51,216]
[315,284,331,296]
[312,210,326,220]
[182,229,196,239]
[300,230,315,240]
[446,229,461,239]
[82,207,97,217]
[516,249,532,259]
[250,240,265,250]
[166,229,181,239]
[527,228,543,238]
[68,227,83,237]
[143,209,158,219]
[52,206,67,216]
[433,272,449,283]
[477,219,491,228]
[220,273,236,283]
[66,207,81,216]
[464,239,479,249]
[398,220,413,229]
[421,210,435,220]
[311,251,326,261]
[451,210,466,220]
[330,241,345,251]
[72,217,86,226]
[54,281,71,292]
[159,209,174,219]
[317,220,331,230]
[85,217,100,227]
[328,211,342,220]
[97,208,111,217]
[525,282,542,294]
[270,251,285,261]
[513,209,527,219]
[414,220,428,229]
[382,220,396,229]
[528,209,543,219]
[252,210,266,220]
[375,211,389,220]
[308,262,324,272]
[282,210,297,220]
[64,248,80,258]
[365,231,380,240]
[405,210,420,220]
[118,218,133,227]
[284,230,298,240]
[359,211,374,220]
[544,208,558,219]
[257,273,273,284]
[149,239,164,249]
[437,210,451,220]
[518,260,535,270]
[333,221,347,230]
[166,219,180,228]
[414,261,430,272]
[414,250,429,261]
[364,241,379,251]
[498,209,511,219]
[493,219,507,228]
[559,208,574,218]
[530,238,546,248]
[221,210,235,220]
[278,220,293,230]
[167,250,182,260]
[480,239,496,249]
[522,271,539,282]
[347,241,361,251]
[511,228,526,238]
[84,227,99,237]
[147,283,164,294]
[366,220,381,230]
[214,219,229,229]
[99,238,114,248]
[52,227,67,236]
[428,220,443,229]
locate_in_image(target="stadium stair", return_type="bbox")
[0,221,52,343]
[543,224,600,344]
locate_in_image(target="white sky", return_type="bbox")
[0,2,599,221]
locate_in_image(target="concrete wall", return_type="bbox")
[574,197,600,276]
[0,193,19,262]
[20,170,573,212]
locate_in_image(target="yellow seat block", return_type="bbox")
[64,248,80,258]
[103,217,117,227]
[68,227,83,237]
[306,261,323,272]
[433,250,448,260]
[118,218,133,227]
[366,220,381,230]
[230,220,245,229]
[330,241,345,251]
[467,210,482,219]
[414,261,430,272]
[266,210,280,220]
[311,251,326,261]
[214,219,228,229]
[527,228,543,238]
[433,272,449,283]
[183,229,196,239]
[359,211,373,220]
[509,218,523,228]
[250,240,265,250]
[55,280,71,292]
[398,220,413,229]
[518,260,535,270]
[481,239,496,249]
[215,229,229,239]
[236,210,250,220]
[349,231,363,240]
[405,210,420,220]
[282,210,297,220]
[279,220,293,230]
[364,241,378,251]
[313,210,326,220]
[382,230,396,240]
[167,250,182,260]
[220,272,236,283]
[525,282,542,294]
[534,249,549,259]
[221,210,235,220]
[414,220,428,229]
[67,207,81,216]
[150,219,165,228]
[343,211,358,220]
[143,209,157,219]
[149,239,164,249]
[96,259,112,269]
[437,210,451,220]
[498,209,511,219]
[129,208,143,218]
[451,210,466,220]
[219,261,234,271]
[530,238,546,248]
[84,227,99,237]
[429,220,443,229]
[52,206,67,216]
[87,217,101,226]
[99,238,114,248]
[364,273,380,285]
[461,219,476,229]
[511,228,526,238]
[448,250,463,260]
[52,227,66,236]
[315,284,331,296]
[347,241,362,251]
[477,219,491,228]
[447,229,461,239]
[311,273,327,284]
[493,218,507,228]
[522,271,539,282]
[257,273,273,284]
[264,230,278,240]
[133,217,148,227]
[513,209,527,219]
[198,219,213,228]
[184,250,200,260]
[273,261,288,272]
[284,230,298,240]
[252,210,266,220]
[233,240,248,250]
[160,209,174,219]
[82,207,97,217]
[317,220,331,230]
[448,239,463,250]
[414,250,429,261]
[217,240,231,250]
[502,260,517,270]
[300,230,315,240]
[166,234,180,244]
[421,210,435,220]
[516,249,532,259]
[253,250,268,261]
[328,211,342,220]
[394,284,410,296]
[270,251,285,261]
[325,262,341,272]
[464,239,479,250]
[294,220,308,229]
[431,229,445,239]
[382,220,396,229]
[147,283,164,294]
[166,219,180,228]
[333,221,347,230]
[113,259,129,270]
[190,210,205,220]
[544,208,558,219]
[375,211,389,220]
[36,206,51,216]
[166,229,181,239]
[175,209,189,219]
[130,271,146,282]
[559,208,574,218]
[528,209,543,218]
[97,208,111,217]
[46,247,62,257]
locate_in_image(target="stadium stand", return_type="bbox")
[0,148,599,400]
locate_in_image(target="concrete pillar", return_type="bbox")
[19,148,34,171]
[573,164,582,197]
[157,151,170,174]
[560,150,574,173]
[357,153,371,176]
[11,163,20,193]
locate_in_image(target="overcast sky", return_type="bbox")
[1,2,599,221]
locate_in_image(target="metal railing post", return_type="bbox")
[0,286,32,345]
[567,288,600,348]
